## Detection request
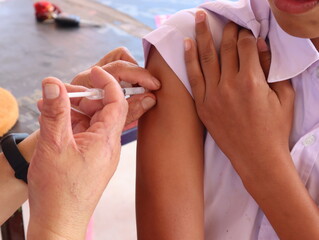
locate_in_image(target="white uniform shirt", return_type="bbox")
[143,0,319,239]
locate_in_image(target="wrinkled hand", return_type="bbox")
[72,47,161,126]
[184,11,295,176]
[27,67,128,240]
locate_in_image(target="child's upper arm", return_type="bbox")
[136,46,205,240]
[136,9,226,239]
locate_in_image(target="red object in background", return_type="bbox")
[34,1,61,22]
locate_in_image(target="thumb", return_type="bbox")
[38,77,73,146]
[269,80,295,109]
[125,94,156,126]
[257,38,271,78]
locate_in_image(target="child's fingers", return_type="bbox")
[184,38,206,104]
[220,22,239,81]
[270,80,295,109]
[195,10,220,90]
[257,38,271,78]
[237,29,260,74]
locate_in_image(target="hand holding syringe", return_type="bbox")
[67,87,146,100]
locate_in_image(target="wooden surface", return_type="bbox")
[0,0,152,238]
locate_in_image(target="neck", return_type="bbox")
[311,37,319,51]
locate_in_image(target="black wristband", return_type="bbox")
[1,133,29,184]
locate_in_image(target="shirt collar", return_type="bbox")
[200,0,319,83]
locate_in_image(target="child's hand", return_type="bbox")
[184,11,295,178]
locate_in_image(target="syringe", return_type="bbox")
[67,87,146,100]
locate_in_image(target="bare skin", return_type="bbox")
[136,46,205,240]
[268,0,319,40]
[184,10,319,239]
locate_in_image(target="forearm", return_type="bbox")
[0,152,27,224]
[0,131,38,224]
[243,151,319,240]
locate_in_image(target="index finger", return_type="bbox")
[237,29,260,73]
[220,22,239,81]
[195,10,220,89]
[102,61,161,90]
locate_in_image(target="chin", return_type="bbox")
[281,25,319,39]
[268,1,319,39]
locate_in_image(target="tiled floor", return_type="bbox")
[23,141,138,240]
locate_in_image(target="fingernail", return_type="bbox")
[44,83,60,99]
[257,38,269,52]
[152,77,161,88]
[184,38,192,51]
[195,11,206,23]
[142,97,156,110]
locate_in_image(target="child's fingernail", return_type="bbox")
[44,83,60,99]
[257,38,269,52]
[195,11,206,23]
[184,38,192,51]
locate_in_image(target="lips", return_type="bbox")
[274,0,319,14]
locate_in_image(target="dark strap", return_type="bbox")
[1,133,29,184]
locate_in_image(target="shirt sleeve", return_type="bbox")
[143,8,226,96]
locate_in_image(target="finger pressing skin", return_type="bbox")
[125,93,156,125]
[102,60,161,90]
[195,10,220,89]
[220,22,239,81]
[257,38,271,78]
[184,38,206,103]
[95,47,138,67]
[237,29,260,74]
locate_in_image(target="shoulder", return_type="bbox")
[144,7,225,49]
[143,8,225,95]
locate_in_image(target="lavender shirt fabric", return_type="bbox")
[143,0,319,239]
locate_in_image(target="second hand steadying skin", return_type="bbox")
[68,87,146,116]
